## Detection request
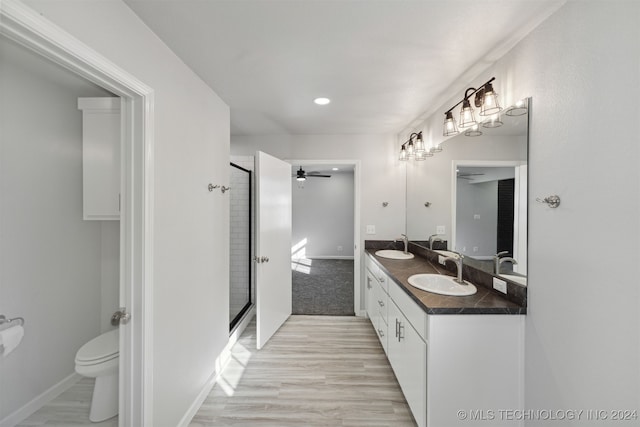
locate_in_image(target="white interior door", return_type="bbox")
[256,151,292,349]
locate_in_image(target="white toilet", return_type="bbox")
[75,329,119,422]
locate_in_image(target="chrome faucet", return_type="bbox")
[443,252,465,284]
[429,234,444,249]
[498,256,518,274]
[493,251,509,273]
[395,234,409,253]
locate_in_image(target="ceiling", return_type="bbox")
[125,0,563,136]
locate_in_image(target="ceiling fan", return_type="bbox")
[294,166,331,181]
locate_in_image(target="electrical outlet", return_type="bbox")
[337,245,343,252]
[493,277,507,294]
[473,246,478,252]
[366,225,376,235]
[436,225,445,234]
[474,214,481,219]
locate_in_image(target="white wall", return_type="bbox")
[22,1,231,426]
[232,134,405,241]
[401,1,640,422]
[0,36,118,420]
[292,171,354,258]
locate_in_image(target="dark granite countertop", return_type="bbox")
[366,249,526,315]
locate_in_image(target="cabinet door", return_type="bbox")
[79,98,121,220]
[365,271,377,324]
[388,300,427,427]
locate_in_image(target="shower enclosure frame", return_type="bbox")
[229,162,253,332]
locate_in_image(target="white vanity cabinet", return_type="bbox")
[78,97,121,220]
[387,299,427,427]
[365,253,524,427]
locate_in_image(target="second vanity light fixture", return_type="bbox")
[399,131,432,161]
[443,76,502,137]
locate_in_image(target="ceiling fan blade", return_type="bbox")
[306,174,331,178]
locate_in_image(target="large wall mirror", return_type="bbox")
[406,98,530,286]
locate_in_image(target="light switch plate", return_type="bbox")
[493,277,507,294]
[436,225,445,234]
[366,225,376,235]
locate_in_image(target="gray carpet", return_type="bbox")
[292,258,355,315]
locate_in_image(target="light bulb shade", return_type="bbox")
[464,124,482,137]
[458,99,477,128]
[296,176,306,181]
[406,140,415,157]
[506,99,528,116]
[414,132,426,153]
[431,144,443,153]
[399,146,408,161]
[414,151,426,161]
[479,83,501,116]
[443,111,459,136]
[482,114,503,128]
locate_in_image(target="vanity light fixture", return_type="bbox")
[399,131,426,161]
[443,77,502,135]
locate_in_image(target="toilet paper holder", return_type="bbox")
[0,314,24,332]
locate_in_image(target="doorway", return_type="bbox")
[1,3,153,426]
[289,160,361,316]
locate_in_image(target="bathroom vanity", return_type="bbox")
[365,249,525,427]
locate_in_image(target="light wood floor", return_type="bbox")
[189,315,417,427]
[17,316,414,427]
[16,377,118,427]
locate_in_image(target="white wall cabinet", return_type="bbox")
[365,253,524,427]
[78,97,121,220]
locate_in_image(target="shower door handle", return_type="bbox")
[253,256,270,263]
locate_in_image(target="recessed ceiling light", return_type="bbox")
[332,167,339,171]
[314,97,331,105]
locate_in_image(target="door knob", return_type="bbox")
[253,256,270,263]
[111,307,131,326]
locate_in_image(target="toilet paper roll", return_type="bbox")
[0,325,24,357]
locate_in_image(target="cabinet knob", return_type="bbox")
[377,328,385,337]
[378,300,384,307]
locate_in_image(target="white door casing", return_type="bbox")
[255,152,292,349]
[0,1,155,426]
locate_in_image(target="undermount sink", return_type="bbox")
[375,250,414,260]
[500,274,527,286]
[408,274,477,296]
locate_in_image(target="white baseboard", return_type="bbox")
[0,373,81,427]
[177,306,256,427]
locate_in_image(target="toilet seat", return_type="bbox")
[75,329,119,366]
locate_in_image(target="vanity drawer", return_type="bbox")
[389,279,428,342]
[365,255,380,277]
[366,254,389,293]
